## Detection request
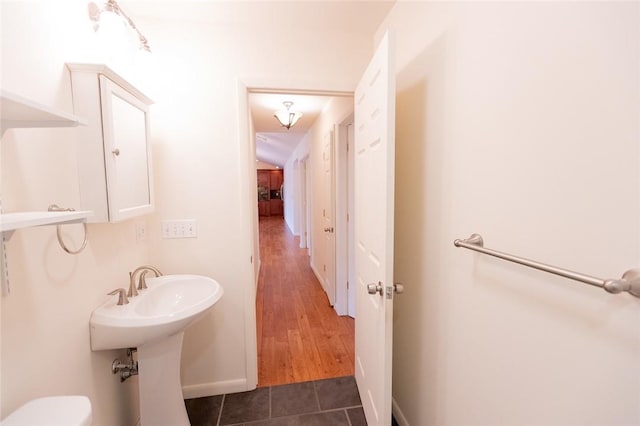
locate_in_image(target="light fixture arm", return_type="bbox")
[89,0,151,52]
[274,101,303,130]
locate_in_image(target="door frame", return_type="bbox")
[298,156,308,249]
[334,115,354,316]
[320,129,336,305]
[239,83,353,389]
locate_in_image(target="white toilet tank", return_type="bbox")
[1,396,92,426]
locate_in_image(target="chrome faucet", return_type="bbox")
[128,265,163,297]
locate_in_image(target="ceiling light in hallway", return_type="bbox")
[274,101,303,130]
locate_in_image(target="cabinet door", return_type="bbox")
[258,201,270,217]
[269,170,283,190]
[257,170,270,188]
[99,76,153,222]
[270,199,283,216]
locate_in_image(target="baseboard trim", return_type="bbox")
[392,397,410,426]
[182,378,250,399]
[310,262,325,290]
[256,258,261,287]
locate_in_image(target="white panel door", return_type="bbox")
[322,129,336,306]
[354,31,395,426]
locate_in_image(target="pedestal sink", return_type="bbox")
[90,275,223,426]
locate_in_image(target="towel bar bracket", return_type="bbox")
[616,269,640,297]
[454,233,640,299]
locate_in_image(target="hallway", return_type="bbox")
[256,217,355,387]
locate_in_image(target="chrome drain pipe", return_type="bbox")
[112,348,138,382]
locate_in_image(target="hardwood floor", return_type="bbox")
[256,216,355,387]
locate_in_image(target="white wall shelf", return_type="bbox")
[1,211,92,240]
[1,89,87,134]
[0,89,91,296]
[0,89,91,239]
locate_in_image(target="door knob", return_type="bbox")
[112,148,121,156]
[367,282,383,296]
[324,227,334,233]
[394,283,404,294]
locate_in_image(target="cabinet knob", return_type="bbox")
[112,148,120,156]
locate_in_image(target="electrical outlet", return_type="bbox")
[161,220,197,239]
[135,222,146,243]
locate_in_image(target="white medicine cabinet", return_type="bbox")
[67,63,154,223]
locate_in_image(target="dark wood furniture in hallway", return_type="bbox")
[257,169,284,217]
[256,216,355,387]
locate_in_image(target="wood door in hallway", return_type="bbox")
[256,217,354,387]
[354,31,396,426]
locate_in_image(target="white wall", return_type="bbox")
[256,160,279,170]
[1,1,149,424]
[283,135,310,238]
[138,14,373,398]
[284,97,353,301]
[1,1,377,423]
[283,160,297,233]
[378,2,640,425]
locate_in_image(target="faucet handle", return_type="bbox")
[138,270,150,291]
[127,271,139,298]
[108,288,129,305]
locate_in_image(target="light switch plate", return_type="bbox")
[161,220,197,239]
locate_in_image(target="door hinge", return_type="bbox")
[347,281,349,289]
[347,213,349,222]
[323,264,326,272]
[250,256,253,264]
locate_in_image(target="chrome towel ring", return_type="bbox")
[48,205,88,255]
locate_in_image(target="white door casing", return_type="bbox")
[335,118,354,317]
[354,31,396,426]
[299,158,308,249]
[322,129,336,306]
[347,122,356,318]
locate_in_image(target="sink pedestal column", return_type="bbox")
[137,332,189,426]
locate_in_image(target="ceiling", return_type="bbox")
[121,1,394,33]
[250,92,338,167]
[120,0,395,167]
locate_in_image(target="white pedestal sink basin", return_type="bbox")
[90,274,223,426]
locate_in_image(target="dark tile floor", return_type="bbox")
[184,376,367,426]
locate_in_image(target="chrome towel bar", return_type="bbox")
[454,233,640,299]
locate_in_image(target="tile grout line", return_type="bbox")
[345,408,354,426]
[268,385,272,419]
[242,407,360,425]
[312,379,322,412]
[216,393,226,426]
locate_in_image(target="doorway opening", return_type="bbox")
[247,89,356,387]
